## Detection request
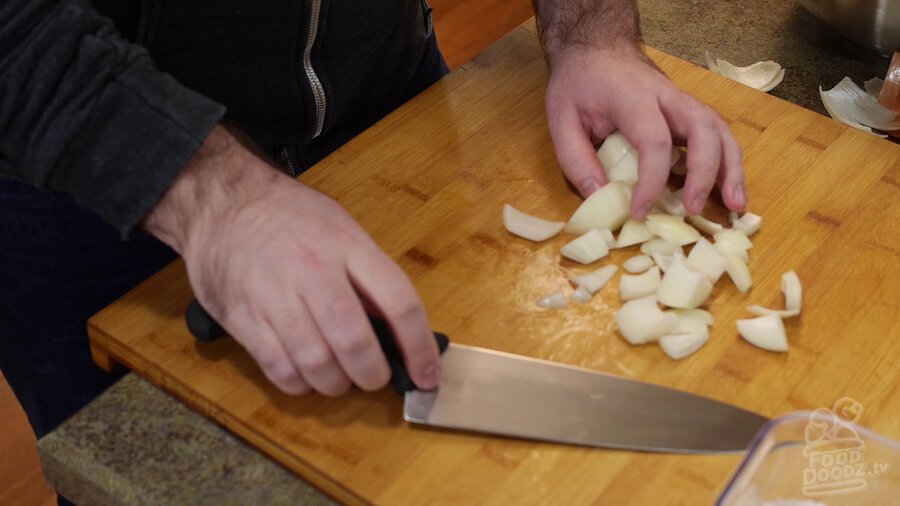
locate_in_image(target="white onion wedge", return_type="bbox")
[623,255,654,273]
[561,229,610,264]
[615,296,678,344]
[657,188,687,217]
[660,331,709,360]
[651,251,675,272]
[746,305,800,318]
[570,265,618,294]
[737,314,788,352]
[659,312,710,360]
[714,57,785,93]
[672,308,714,326]
[596,132,633,174]
[782,271,802,311]
[657,261,713,309]
[714,229,753,255]
[724,253,753,293]
[616,219,654,248]
[571,287,593,303]
[502,204,565,242]
[641,238,681,256]
[820,77,900,137]
[687,215,725,236]
[607,150,639,186]
[566,181,632,235]
[536,292,567,309]
[730,212,763,237]
[686,237,728,283]
[598,228,616,249]
[646,214,700,246]
[620,266,662,301]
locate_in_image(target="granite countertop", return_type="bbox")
[37,2,894,505]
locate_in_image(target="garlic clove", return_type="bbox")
[782,270,802,311]
[657,261,713,309]
[686,237,728,283]
[536,292,568,309]
[503,204,565,242]
[561,229,610,264]
[737,314,788,352]
[615,295,678,344]
[623,254,655,273]
[615,219,654,248]
[566,181,632,235]
[620,266,662,301]
[687,215,725,236]
[570,264,618,294]
[820,77,900,136]
[646,214,700,246]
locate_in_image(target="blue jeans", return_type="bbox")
[0,33,449,448]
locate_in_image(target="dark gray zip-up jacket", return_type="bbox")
[0,0,431,238]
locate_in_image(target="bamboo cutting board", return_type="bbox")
[88,21,900,505]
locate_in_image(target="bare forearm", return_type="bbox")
[532,0,642,65]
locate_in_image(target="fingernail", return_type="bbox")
[692,193,707,214]
[733,183,746,208]
[579,178,601,197]
[420,363,441,388]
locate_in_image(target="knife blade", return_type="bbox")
[186,299,767,453]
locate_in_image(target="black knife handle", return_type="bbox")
[185,299,448,393]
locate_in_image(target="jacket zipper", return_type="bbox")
[280,146,297,176]
[304,0,326,139]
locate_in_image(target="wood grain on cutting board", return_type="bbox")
[88,20,900,505]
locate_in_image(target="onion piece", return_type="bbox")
[820,77,900,137]
[651,251,675,272]
[596,132,633,175]
[561,229,610,264]
[715,229,753,253]
[623,255,655,273]
[660,331,709,360]
[646,214,700,246]
[737,314,788,352]
[620,266,662,301]
[641,238,681,256]
[746,305,800,318]
[616,219,654,248]
[686,237,728,283]
[598,228,617,249]
[570,265,618,294]
[657,188,687,217]
[672,308,714,326]
[864,77,884,98]
[659,312,710,360]
[502,204,565,242]
[571,286,593,303]
[657,261,713,309]
[714,57,785,93]
[705,51,719,73]
[687,215,725,236]
[724,253,753,293]
[607,150,639,186]
[615,295,678,344]
[536,292,567,309]
[782,271,802,311]
[566,181,632,235]
[729,212,763,237]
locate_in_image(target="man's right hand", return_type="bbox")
[143,126,441,396]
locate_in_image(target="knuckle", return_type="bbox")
[296,348,335,375]
[331,331,374,357]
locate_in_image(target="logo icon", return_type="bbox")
[802,397,868,496]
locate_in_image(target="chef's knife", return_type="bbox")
[186,299,768,453]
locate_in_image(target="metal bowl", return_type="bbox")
[801,0,900,56]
